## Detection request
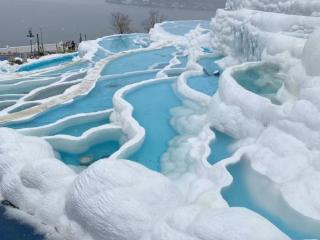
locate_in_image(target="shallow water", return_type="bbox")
[174,56,188,68]
[222,160,320,239]
[187,74,219,96]
[8,103,40,114]
[187,56,221,96]
[233,64,283,104]
[198,55,222,74]
[58,140,120,166]
[54,117,110,137]
[0,94,23,101]
[26,82,78,101]
[161,20,210,35]
[101,47,176,75]
[0,77,62,95]
[126,80,181,172]
[99,34,149,53]
[42,61,91,75]
[6,71,157,129]
[208,130,234,165]
[17,53,77,72]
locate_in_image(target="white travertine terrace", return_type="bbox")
[0,44,166,125]
[0,2,319,238]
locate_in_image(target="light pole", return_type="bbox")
[36,33,40,56]
[26,28,35,57]
[40,28,44,54]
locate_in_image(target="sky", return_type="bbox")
[0,0,226,47]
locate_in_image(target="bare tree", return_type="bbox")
[111,12,132,34]
[142,10,166,32]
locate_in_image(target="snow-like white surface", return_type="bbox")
[0,60,17,73]
[78,40,101,60]
[226,0,320,16]
[0,1,320,238]
[302,29,320,76]
[0,128,288,239]
[66,158,184,240]
[211,8,320,62]
[0,128,79,239]
[143,206,289,240]
[208,0,320,224]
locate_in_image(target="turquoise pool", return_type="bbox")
[126,80,181,172]
[161,20,210,36]
[99,34,149,53]
[208,130,234,165]
[101,47,176,76]
[222,160,320,240]
[6,71,158,129]
[187,56,221,96]
[41,61,91,76]
[173,56,188,68]
[198,55,222,74]
[17,53,77,72]
[232,64,283,104]
[0,94,23,101]
[92,49,109,62]
[187,74,219,96]
[58,140,120,166]
[51,116,110,137]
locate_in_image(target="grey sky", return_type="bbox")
[0,0,226,47]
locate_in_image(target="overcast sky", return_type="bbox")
[0,0,226,47]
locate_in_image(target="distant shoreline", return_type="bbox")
[104,0,218,11]
[0,0,220,48]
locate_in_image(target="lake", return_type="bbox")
[0,0,226,47]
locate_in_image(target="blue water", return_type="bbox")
[40,61,91,76]
[0,206,44,240]
[208,130,234,165]
[0,101,15,110]
[198,55,222,74]
[17,53,77,72]
[99,34,149,53]
[7,71,157,129]
[151,62,170,69]
[92,49,109,62]
[54,117,110,137]
[161,20,210,36]
[0,76,46,85]
[0,77,62,95]
[0,95,23,101]
[8,103,39,114]
[173,56,188,68]
[222,160,320,240]
[186,55,235,165]
[58,140,119,166]
[101,47,176,76]
[233,64,283,104]
[187,75,219,96]
[202,47,213,53]
[186,56,222,96]
[125,80,181,172]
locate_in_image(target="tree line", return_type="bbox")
[111,10,165,34]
